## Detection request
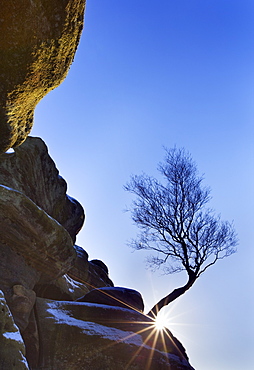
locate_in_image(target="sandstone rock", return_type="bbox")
[35,245,114,301]
[8,285,36,332]
[0,136,85,242]
[0,241,41,297]
[68,245,114,291]
[34,273,89,301]
[78,286,145,313]
[0,290,29,369]
[0,0,86,153]
[90,259,109,274]
[87,259,114,289]
[68,245,90,283]
[0,185,76,281]
[7,286,40,368]
[21,308,40,369]
[35,298,194,370]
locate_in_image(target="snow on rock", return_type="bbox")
[46,303,143,346]
[0,290,29,369]
[35,297,194,369]
[3,330,24,343]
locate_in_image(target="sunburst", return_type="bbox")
[68,275,187,368]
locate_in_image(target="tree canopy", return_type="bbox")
[125,147,238,317]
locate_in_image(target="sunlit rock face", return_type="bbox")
[0,0,86,153]
[36,298,195,370]
[0,290,29,369]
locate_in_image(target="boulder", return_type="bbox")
[87,260,114,289]
[0,240,41,297]
[35,298,194,370]
[68,245,114,290]
[6,286,40,368]
[7,285,36,332]
[67,245,90,283]
[21,308,40,369]
[90,259,109,274]
[0,0,86,153]
[34,273,89,301]
[34,245,114,301]
[0,136,85,242]
[0,290,29,369]
[78,286,145,313]
[0,185,76,282]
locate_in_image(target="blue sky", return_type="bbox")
[32,1,253,369]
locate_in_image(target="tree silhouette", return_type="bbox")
[125,147,237,317]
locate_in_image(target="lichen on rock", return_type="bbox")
[0,0,86,153]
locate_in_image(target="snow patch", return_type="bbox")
[63,274,84,294]
[3,331,24,344]
[47,299,136,314]
[46,304,143,346]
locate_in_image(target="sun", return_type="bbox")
[153,310,170,332]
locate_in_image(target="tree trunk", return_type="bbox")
[147,272,197,318]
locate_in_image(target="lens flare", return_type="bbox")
[154,313,166,331]
[67,275,186,368]
[153,309,171,332]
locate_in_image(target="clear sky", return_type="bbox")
[32,1,253,369]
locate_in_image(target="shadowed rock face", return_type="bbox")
[0,290,29,369]
[78,286,145,312]
[0,0,86,153]
[0,136,85,242]
[0,185,75,281]
[0,135,194,369]
[35,298,195,370]
[35,245,114,301]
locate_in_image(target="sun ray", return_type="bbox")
[124,325,159,369]
[67,273,188,367]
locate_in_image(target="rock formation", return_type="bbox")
[0,0,86,154]
[0,290,29,369]
[78,286,145,312]
[35,298,193,370]
[0,136,85,243]
[0,1,195,369]
[0,136,194,369]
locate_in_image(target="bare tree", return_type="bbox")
[125,147,237,318]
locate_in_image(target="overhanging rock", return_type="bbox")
[0,0,86,153]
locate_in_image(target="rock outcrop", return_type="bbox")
[0,136,194,369]
[0,184,76,281]
[0,136,85,243]
[35,298,193,370]
[78,286,145,312]
[0,2,195,368]
[0,0,86,154]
